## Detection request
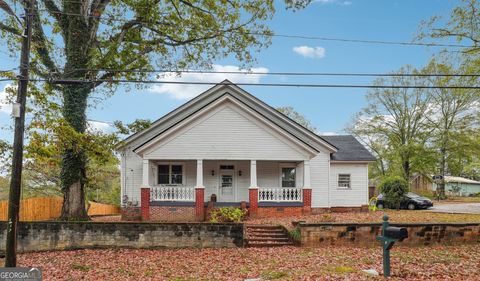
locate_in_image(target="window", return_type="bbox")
[281,167,296,187]
[157,164,183,185]
[219,165,234,170]
[338,174,351,189]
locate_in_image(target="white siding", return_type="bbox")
[310,152,330,208]
[143,103,310,161]
[122,149,143,206]
[329,163,369,207]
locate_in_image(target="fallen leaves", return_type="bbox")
[16,244,480,280]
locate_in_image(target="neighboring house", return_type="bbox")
[118,80,376,221]
[410,174,434,192]
[432,176,480,197]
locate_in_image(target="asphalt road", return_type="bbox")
[428,203,480,214]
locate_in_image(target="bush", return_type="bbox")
[209,207,247,223]
[379,176,409,209]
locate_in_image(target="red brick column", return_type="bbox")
[303,188,312,214]
[141,187,150,221]
[195,187,205,221]
[249,188,258,217]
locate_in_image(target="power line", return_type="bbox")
[36,9,474,49]
[59,68,480,77]
[10,78,476,89]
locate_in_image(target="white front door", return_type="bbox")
[219,170,235,202]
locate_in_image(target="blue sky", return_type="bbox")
[0,0,459,139]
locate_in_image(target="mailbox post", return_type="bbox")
[376,215,408,277]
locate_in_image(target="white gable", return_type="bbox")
[142,100,313,160]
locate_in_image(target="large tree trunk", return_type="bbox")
[59,84,90,220]
[437,147,447,199]
[59,4,92,220]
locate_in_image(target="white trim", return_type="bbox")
[303,160,311,188]
[279,163,297,188]
[142,159,150,187]
[250,160,257,188]
[196,159,203,188]
[218,162,236,201]
[154,161,186,186]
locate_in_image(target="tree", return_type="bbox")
[349,66,436,181]
[277,106,317,132]
[418,0,480,72]
[378,176,408,210]
[0,0,310,220]
[422,60,480,198]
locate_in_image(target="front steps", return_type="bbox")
[245,225,294,247]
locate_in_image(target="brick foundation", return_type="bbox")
[302,188,312,214]
[121,207,141,221]
[140,187,150,221]
[248,188,258,217]
[256,206,304,218]
[195,187,205,221]
[150,206,196,222]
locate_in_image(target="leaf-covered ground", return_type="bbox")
[246,210,480,230]
[16,244,480,280]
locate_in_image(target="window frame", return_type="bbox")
[279,164,296,188]
[156,162,185,186]
[337,174,351,189]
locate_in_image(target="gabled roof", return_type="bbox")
[119,80,338,153]
[444,176,480,185]
[321,135,376,162]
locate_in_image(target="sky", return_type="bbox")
[0,0,461,140]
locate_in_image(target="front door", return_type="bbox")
[219,170,235,202]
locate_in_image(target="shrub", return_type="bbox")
[209,207,247,223]
[289,228,301,242]
[379,176,409,209]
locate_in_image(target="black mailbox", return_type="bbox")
[384,226,408,242]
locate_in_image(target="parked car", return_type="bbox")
[376,192,433,210]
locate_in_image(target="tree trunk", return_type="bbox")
[59,84,90,220]
[437,147,447,199]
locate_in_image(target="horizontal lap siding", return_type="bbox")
[311,153,329,208]
[144,105,309,160]
[329,164,368,207]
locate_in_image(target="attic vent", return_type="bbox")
[220,165,234,170]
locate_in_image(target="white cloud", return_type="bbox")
[318,131,338,136]
[149,64,269,100]
[0,84,14,115]
[87,120,111,133]
[292,46,326,59]
[314,0,352,5]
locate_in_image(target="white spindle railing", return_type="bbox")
[258,187,303,202]
[150,186,195,201]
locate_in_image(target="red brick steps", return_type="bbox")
[245,225,294,247]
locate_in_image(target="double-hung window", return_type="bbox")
[281,167,296,188]
[157,164,183,185]
[338,174,351,189]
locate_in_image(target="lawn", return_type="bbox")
[15,244,480,280]
[246,210,480,229]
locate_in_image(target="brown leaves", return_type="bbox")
[16,245,480,280]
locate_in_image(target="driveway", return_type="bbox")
[428,203,480,214]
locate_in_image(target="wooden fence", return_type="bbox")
[0,197,120,221]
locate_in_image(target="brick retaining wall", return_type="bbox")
[0,222,244,253]
[300,222,480,247]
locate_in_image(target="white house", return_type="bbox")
[118,80,375,221]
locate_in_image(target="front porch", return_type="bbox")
[140,159,312,221]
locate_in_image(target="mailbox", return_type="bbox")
[384,226,408,242]
[376,215,408,277]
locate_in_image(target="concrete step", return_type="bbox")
[248,237,291,242]
[247,241,294,247]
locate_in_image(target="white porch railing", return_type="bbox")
[150,186,195,201]
[258,187,303,202]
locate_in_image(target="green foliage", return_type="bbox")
[276,106,316,132]
[289,228,301,242]
[379,176,409,210]
[209,207,247,223]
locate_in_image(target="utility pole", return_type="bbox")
[5,0,34,267]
